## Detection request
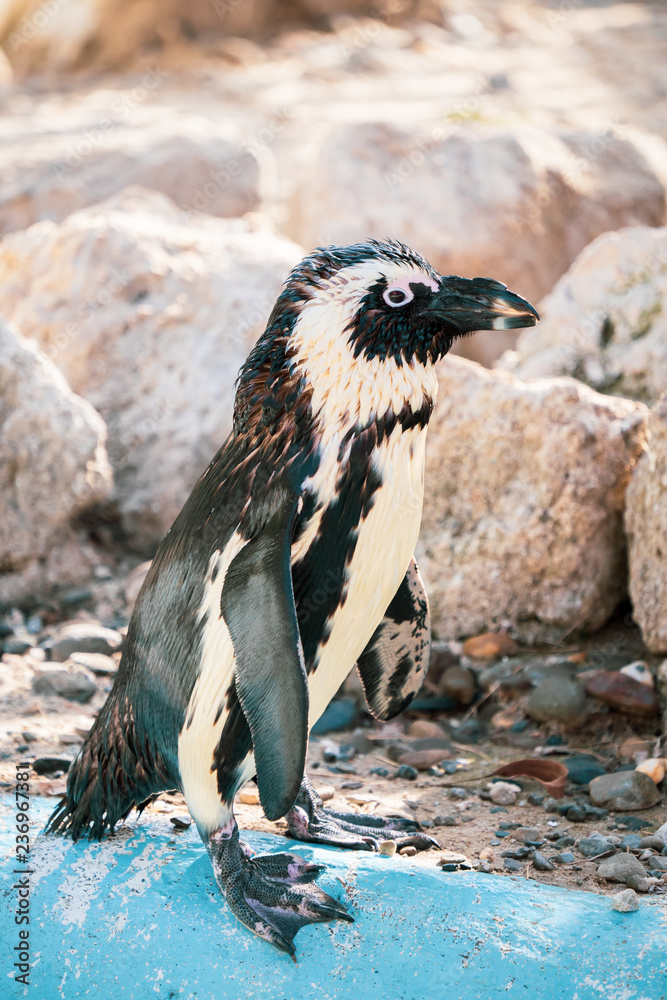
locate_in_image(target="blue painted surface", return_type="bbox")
[1,796,665,1000]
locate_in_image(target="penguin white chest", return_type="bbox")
[306,422,428,726]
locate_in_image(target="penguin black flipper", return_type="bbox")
[355,555,431,721]
[220,491,309,821]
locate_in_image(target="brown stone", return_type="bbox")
[439,666,475,705]
[407,720,447,740]
[397,749,452,771]
[619,737,653,761]
[586,671,660,717]
[462,632,519,660]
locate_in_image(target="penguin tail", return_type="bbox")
[46,696,172,841]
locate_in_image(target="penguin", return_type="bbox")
[47,239,538,958]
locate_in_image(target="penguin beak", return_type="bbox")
[422,276,539,333]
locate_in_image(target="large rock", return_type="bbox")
[0,187,304,547]
[500,227,667,404]
[625,394,667,652]
[287,124,665,310]
[417,357,648,642]
[0,318,112,604]
[0,97,266,235]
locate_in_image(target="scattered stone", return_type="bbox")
[320,740,356,764]
[433,816,458,827]
[33,667,97,704]
[619,738,653,762]
[649,857,667,872]
[379,840,397,857]
[625,873,650,893]
[489,781,520,806]
[578,835,614,858]
[328,763,357,775]
[341,781,363,790]
[69,652,119,676]
[621,834,643,850]
[48,623,123,662]
[565,754,607,785]
[448,788,467,800]
[514,827,542,844]
[490,806,508,815]
[398,749,453,771]
[170,815,192,830]
[613,815,654,831]
[311,699,358,734]
[542,797,560,813]
[32,757,73,775]
[59,734,83,745]
[501,847,532,860]
[526,672,587,724]
[21,732,38,743]
[585,672,659,717]
[654,822,667,846]
[597,853,647,883]
[399,845,417,857]
[532,852,555,872]
[620,661,654,687]
[315,786,335,803]
[635,758,666,784]
[552,852,575,864]
[504,859,523,872]
[238,787,259,805]
[370,767,390,778]
[494,831,510,839]
[3,637,32,655]
[638,836,666,851]
[407,720,446,739]
[462,632,519,660]
[395,765,418,781]
[527,793,545,807]
[589,771,661,811]
[440,666,475,705]
[611,889,639,913]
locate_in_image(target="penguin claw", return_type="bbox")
[207,821,352,957]
[286,776,438,853]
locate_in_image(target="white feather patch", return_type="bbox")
[306,422,428,726]
[178,531,248,833]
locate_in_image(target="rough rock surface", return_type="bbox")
[589,771,661,812]
[499,227,667,404]
[0,318,112,604]
[625,394,667,653]
[0,188,304,546]
[0,103,266,236]
[417,357,648,642]
[287,125,664,309]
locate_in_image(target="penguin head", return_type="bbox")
[236,239,538,431]
[280,239,538,368]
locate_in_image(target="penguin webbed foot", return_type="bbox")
[286,777,439,852]
[207,820,352,960]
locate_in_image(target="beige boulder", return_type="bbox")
[417,357,648,642]
[0,95,267,236]
[286,124,664,310]
[625,394,667,652]
[0,187,304,547]
[0,317,112,604]
[500,227,667,404]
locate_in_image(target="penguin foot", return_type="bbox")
[207,820,353,960]
[286,776,438,852]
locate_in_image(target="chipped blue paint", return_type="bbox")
[1,797,665,999]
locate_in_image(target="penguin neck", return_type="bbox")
[289,299,439,449]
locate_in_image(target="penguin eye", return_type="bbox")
[383,286,414,308]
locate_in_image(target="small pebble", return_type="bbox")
[625,873,650,893]
[514,827,542,844]
[341,781,363,790]
[611,889,639,913]
[170,815,192,830]
[442,762,458,775]
[433,815,458,827]
[395,765,418,781]
[379,840,397,857]
[532,851,554,872]
[542,797,560,813]
[638,836,666,851]
[448,788,467,800]
[504,859,523,872]
[399,845,417,857]
[527,793,545,807]
[421,819,434,829]
[589,771,660,811]
[489,840,501,846]
[552,852,575,864]
[239,787,259,805]
[490,806,508,814]
[649,857,667,872]
[501,847,532,860]
[578,835,614,858]
[495,831,510,838]
[370,767,389,778]
[621,834,642,850]
[489,781,520,806]
[316,785,335,802]
[21,732,38,743]
[635,758,666,784]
